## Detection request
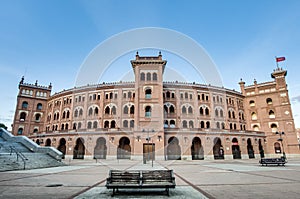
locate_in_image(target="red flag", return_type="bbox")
[276,57,285,62]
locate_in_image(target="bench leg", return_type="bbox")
[166,188,169,196]
[112,188,115,197]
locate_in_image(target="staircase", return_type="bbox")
[0,128,65,171]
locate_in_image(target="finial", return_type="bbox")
[49,82,52,89]
[20,76,24,84]
[240,78,243,82]
[136,51,139,55]
[35,80,38,86]
[254,78,257,84]
[159,51,161,55]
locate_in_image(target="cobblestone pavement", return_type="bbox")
[1,158,300,199]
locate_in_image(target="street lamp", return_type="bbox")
[276,131,286,160]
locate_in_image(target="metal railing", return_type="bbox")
[9,146,28,170]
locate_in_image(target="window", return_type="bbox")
[182,106,187,114]
[216,122,220,129]
[253,125,259,131]
[189,121,194,128]
[105,106,110,114]
[266,98,273,105]
[220,110,224,117]
[166,91,170,98]
[94,107,98,115]
[74,110,78,117]
[170,120,175,128]
[228,111,231,118]
[269,110,275,118]
[145,106,151,117]
[251,112,257,120]
[249,100,255,107]
[130,120,134,128]
[182,120,187,128]
[93,121,98,129]
[36,103,42,110]
[104,121,109,128]
[62,111,66,119]
[169,105,175,113]
[188,106,193,114]
[123,120,128,128]
[185,92,188,99]
[124,106,128,114]
[20,112,26,121]
[130,105,134,114]
[145,88,152,99]
[206,121,210,129]
[78,122,81,129]
[146,72,151,81]
[87,122,92,129]
[200,121,205,128]
[140,73,145,81]
[215,109,219,117]
[164,120,168,128]
[221,122,225,129]
[111,120,116,128]
[271,123,278,132]
[153,73,157,81]
[111,106,116,115]
[22,101,28,109]
[73,123,77,130]
[274,142,281,154]
[18,127,23,135]
[79,109,83,116]
[67,111,70,118]
[200,107,204,115]
[35,113,41,121]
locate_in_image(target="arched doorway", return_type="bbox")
[258,139,264,158]
[73,138,85,159]
[247,138,255,158]
[191,137,204,160]
[167,137,181,160]
[57,138,66,159]
[94,137,107,159]
[117,137,131,159]
[213,137,224,159]
[45,138,51,146]
[36,139,40,145]
[232,138,241,159]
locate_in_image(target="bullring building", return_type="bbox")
[12,53,300,160]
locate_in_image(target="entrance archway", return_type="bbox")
[117,137,131,159]
[258,139,264,158]
[73,138,85,159]
[247,138,255,158]
[191,137,204,160]
[94,137,107,159]
[213,137,224,159]
[45,138,51,146]
[232,138,241,159]
[167,137,181,160]
[57,138,66,159]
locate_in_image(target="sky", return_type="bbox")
[0,0,299,129]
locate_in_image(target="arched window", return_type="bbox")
[94,107,99,115]
[130,120,134,128]
[111,120,116,128]
[189,121,194,128]
[61,124,65,130]
[153,73,157,81]
[73,123,77,130]
[111,106,116,115]
[123,120,128,128]
[17,127,23,135]
[188,106,193,114]
[216,122,220,129]
[169,105,175,113]
[206,121,210,129]
[221,122,225,129]
[164,120,168,128]
[170,120,175,128]
[234,123,237,129]
[269,110,275,118]
[105,106,110,114]
[220,109,224,117]
[130,105,134,114]
[20,112,26,121]
[36,103,42,110]
[266,98,273,105]
[88,108,93,116]
[185,92,188,99]
[145,88,152,99]
[93,121,98,128]
[79,109,83,116]
[104,121,109,128]
[78,122,81,129]
[232,111,235,119]
[62,111,66,119]
[270,123,278,132]
[146,72,151,81]
[182,120,187,128]
[166,91,170,98]
[205,107,209,115]
[182,106,187,114]
[123,106,128,114]
[251,112,257,120]
[249,100,255,106]
[87,122,92,129]
[145,106,151,117]
[200,121,205,128]
[230,123,233,129]
[215,109,219,117]
[66,111,70,118]
[74,109,78,117]
[22,101,28,109]
[228,111,231,118]
[253,125,259,131]
[35,113,41,121]
[140,72,145,81]
[200,107,204,115]
[56,113,59,120]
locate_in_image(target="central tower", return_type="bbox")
[131,52,167,160]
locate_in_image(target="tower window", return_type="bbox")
[140,73,145,81]
[153,73,157,81]
[145,106,151,117]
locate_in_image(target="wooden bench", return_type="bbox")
[259,157,286,166]
[106,170,176,196]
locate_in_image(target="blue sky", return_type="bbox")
[0,0,299,129]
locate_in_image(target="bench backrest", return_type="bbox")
[109,170,141,184]
[142,170,174,183]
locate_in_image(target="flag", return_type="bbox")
[276,57,285,62]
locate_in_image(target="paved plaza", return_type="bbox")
[1,158,300,199]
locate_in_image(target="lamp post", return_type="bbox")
[276,131,286,160]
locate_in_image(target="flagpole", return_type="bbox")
[275,56,279,69]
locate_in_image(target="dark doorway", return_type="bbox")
[191,137,204,160]
[143,143,155,161]
[57,138,66,159]
[167,137,181,160]
[73,138,85,159]
[94,137,107,159]
[213,137,224,159]
[232,138,241,159]
[247,138,255,158]
[117,137,131,159]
